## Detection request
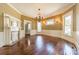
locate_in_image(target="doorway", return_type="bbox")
[24,20,32,38]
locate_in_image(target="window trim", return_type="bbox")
[63,10,73,37]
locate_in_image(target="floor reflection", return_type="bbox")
[27,38,31,46]
[35,36,45,54]
[35,36,55,55]
[35,36,44,50]
[46,43,54,54]
[64,44,73,55]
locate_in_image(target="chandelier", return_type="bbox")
[35,8,43,22]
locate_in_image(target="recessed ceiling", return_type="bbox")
[9,3,71,18]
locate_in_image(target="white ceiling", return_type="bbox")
[9,3,71,18]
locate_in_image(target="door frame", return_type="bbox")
[24,20,32,36]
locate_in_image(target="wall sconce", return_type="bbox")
[42,20,46,24]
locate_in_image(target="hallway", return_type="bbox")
[0,35,77,55]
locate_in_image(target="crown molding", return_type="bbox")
[45,3,76,19]
[7,3,23,15]
[7,3,34,19]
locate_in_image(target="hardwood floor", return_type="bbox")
[0,34,78,55]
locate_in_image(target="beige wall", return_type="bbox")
[0,13,4,32]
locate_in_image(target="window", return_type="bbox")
[64,10,73,36]
[11,21,19,31]
[46,19,55,25]
[37,22,42,32]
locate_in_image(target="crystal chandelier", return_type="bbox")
[36,8,43,22]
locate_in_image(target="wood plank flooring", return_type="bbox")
[0,34,78,55]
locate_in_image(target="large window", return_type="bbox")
[46,19,55,25]
[64,10,73,36]
[37,22,42,32]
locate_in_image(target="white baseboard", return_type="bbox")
[39,30,62,37]
[20,30,37,38]
[30,30,37,35]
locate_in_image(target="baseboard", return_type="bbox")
[39,30,61,37]
[30,30,37,35]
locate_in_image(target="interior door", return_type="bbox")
[25,23,31,34]
[24,20,32,36]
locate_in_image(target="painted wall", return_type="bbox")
[0,13,4,32]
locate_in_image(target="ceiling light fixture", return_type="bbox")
[35,8,43,22]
